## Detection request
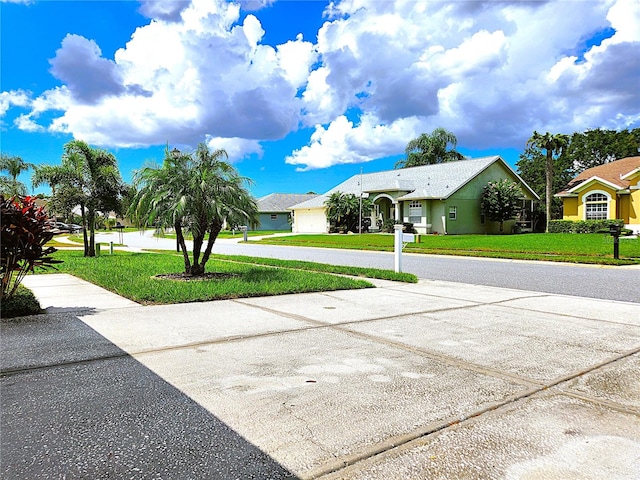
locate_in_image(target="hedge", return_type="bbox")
[549,219,624,233]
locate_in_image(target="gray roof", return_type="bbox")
[291,156,537,209]
[257,193,319,213]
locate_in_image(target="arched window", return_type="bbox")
[584,192,609,220]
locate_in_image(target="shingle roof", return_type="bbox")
[257,193,319,212]
[291,156,532,209]
[556,156,640,196]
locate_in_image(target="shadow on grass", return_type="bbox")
[1,312,298,479]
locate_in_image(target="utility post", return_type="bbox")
[394,224,403,272]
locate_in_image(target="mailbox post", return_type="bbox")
[609,224,621,259]
[240,225,248,242]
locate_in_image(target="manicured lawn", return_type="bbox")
[252,233,640,265]
[43,251,415,304]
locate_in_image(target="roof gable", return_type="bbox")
[291,156,537,209]
[257,193,318,212]
[558,156,640,195]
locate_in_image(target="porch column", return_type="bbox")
[394,200,401,222]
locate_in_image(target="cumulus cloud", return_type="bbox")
[49,34,126,103]
[205,135,264,162]
[138,0,189,22]
[31,0,316,147]
[4,0,639,170]
[286,114,423,171]
[0,90,30,117]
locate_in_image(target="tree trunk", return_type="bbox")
[545,150,553,233]
[175,221,191,273]
[81,204,89,256]
[86,208,97,257]
[199,220,223,272]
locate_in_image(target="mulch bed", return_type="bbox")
[155,272,239,281]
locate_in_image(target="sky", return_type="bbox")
[1,0,639,199]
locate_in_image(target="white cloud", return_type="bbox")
[15,0,315,148]
[14,114,44,132]
[205,135,263,162]
[285,114,422,171]
[0,90,30,117]
[4,0,638,170]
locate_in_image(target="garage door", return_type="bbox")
[294,208,327,233]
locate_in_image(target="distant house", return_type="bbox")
[256,193,318,231]
[290,156,539,234]
[555,156,640,233]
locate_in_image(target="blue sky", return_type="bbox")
[1,0,639,198]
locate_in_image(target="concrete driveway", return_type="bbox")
[2,274,639,479]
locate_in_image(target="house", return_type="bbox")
[555,156,640,233]
[290,156,539,235]
[255,193,318,231]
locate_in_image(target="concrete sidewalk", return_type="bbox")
[2,275,639,479]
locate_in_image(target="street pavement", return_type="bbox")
[96,229,640,303]
[3,268,639,479]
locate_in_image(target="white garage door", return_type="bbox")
[294,208,327,233]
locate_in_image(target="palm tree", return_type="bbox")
[129,143,259,276]
[0,154,33,196]
[324,191,372,232]
[526,131,569,233]
[32,140,123,256]
[396,127,464,168]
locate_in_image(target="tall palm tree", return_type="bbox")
[396,127,464,168]
[32,140,123,256]
[526,131,570,233]
[0,154,33,196]
[129,143,259,276]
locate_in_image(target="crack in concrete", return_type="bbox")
[305,346,640,480]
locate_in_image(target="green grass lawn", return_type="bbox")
[43,250,415,304]
[252,233,640,265]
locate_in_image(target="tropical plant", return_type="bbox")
[516,144,573,230]
[481,179,524,233]
[129,143,259,276]
[396,127,464,168]
[1,154,33,197]
[324,191,373,233]
[32,140,124,257]
[526,131,569,233]
[1,195,61,299]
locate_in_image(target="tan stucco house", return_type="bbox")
[555,156,640,233]
[290,156,539,235]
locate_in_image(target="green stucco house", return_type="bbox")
[290,156,539,234]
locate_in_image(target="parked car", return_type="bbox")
[47,221,71,233]
[67,224,83,233]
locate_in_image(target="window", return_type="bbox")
[584,193,608,220]
[270,214,278,220]
[448,206,457,220]
[409,201,422,224]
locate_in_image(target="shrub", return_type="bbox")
[380,219,415,233]
[549,219,624,234]
[1,284,43,318]
[1,195,61,299]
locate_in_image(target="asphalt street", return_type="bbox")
[97,230,640,303]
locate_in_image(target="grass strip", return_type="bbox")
[43,250,376,304]
[252,233,640,265]
[208,253,418,283]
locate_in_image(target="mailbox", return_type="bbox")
[609,224,622,236]
[609,224,621,260]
